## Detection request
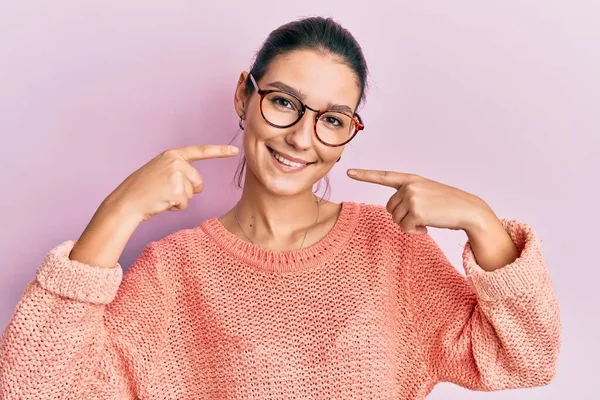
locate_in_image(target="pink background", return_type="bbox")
[1,1,598,397]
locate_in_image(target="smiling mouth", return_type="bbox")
[267,146,316,168]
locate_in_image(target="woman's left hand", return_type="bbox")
[347,168,495,235]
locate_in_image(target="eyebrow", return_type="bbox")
[265,81,355,115]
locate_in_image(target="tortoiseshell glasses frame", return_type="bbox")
[248,74,365,147]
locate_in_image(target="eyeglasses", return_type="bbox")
[248,74,365,147]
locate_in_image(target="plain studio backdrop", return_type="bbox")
[0,1,598,398]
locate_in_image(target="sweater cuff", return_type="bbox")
[36,240,123,305]
[462,219,548,302]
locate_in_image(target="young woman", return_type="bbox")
[0,17,560,399]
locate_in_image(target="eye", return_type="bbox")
[271,97,296,111]
[324,115,344,128]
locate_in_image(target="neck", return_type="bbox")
[236,173,320,242]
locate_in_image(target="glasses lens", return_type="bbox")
[262,92,304,127]
[316,111,357,146]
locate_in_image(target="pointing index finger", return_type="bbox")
[179,145,239,162]
[347,168,410,188]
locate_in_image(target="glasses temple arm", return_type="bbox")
[249,74,259,91]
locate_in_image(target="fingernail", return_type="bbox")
[229,146,239,154]
[347,169,357,176]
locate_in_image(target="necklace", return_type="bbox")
[234,199,321,250]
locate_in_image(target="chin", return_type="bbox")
[261,176,313,196]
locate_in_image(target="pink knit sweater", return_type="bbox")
[0,202,560,399]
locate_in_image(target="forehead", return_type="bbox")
[260,49,361,110]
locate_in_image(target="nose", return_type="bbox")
[284,110,315,151]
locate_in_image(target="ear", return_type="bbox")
[234,71,250,118]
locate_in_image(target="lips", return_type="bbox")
[267,146,316,168]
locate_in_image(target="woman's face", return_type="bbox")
[234,49,362,197]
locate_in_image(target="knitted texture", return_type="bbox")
[0,202,561,399]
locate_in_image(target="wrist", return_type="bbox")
[98,196,143,226]
[70,200,141,269]
[461,200,518,271]
[462,197,499,238]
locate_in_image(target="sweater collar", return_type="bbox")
[200,201,360,274]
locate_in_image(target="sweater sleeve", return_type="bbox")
[0,239,170,399]
[406,220,561,391]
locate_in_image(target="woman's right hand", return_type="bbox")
[69,144,239,268]
[103,144,239,222]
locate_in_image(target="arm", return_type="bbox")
[0,143,235,398]
[0,239,170,399]
[407,220,561,391]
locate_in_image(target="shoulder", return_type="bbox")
[355,202,392,223]
[354,202,399,233]
[127,222,216,282]
[350,202,414,248]
[352,202,444,257]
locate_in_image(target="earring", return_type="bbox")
[239,115,245,130]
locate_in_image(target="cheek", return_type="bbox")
[241,122,267,158]
[317,147,344,164]
[244,111,276,142]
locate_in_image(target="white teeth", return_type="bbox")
[271,149,305,168]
